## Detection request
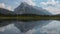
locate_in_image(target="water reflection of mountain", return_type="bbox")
[0,20,60,34]
[0,20,52,34]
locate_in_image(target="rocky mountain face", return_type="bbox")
[14,2,52,15]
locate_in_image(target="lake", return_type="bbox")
[0,20,60,34]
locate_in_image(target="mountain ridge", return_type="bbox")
[14,2,52,15]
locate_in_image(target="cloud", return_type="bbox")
[24,0,36,6]
[40,0,59,6]
[6,6,12,11]
[16,0,36,6]
[0,3,13,11]
[0,3,5,8]
[40,0,60,14]
[44,6,60,14]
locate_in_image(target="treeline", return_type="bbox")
[0,14,60,17]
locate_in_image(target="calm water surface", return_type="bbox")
[0,20,60,34]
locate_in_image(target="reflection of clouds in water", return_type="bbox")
[0,20,60,34]
[26,20,60,34]
[0,27,5,32]
[4,24,21,34]
[39,20,60,34]
[0,24,21,34]
[15,20,51,33]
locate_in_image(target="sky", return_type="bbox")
[0,0,60,14]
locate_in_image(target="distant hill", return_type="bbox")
[0,8,16,15]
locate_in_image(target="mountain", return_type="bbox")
[0,8,15,15]
[14,2,52,33]
[14,2,52,15]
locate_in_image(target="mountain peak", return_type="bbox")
[20,2,30,7]
[21,2,28,5]
[20,2,33,6]
[14,2,52,15]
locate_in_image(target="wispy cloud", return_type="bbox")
[24,0,36,6]
[6,6,12,11]
[15,0,36,6]
[0,3,13,11]
[40,0,60,14]
[0,3,5,8]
